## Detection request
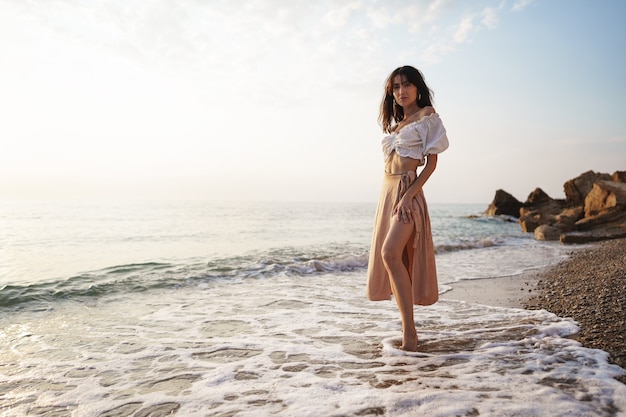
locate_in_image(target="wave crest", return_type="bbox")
[435,238,500,254]
[0,251,369,308]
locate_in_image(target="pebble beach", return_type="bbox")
[524,238,626,384]
[441,237,626,387]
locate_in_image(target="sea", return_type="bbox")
[1,199,624,417]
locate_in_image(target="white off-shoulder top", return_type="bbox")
[382,113,449,165]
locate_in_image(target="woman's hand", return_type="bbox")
[393,195,414,224]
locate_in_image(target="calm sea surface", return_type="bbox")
[1,200,624,416]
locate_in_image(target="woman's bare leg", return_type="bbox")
[381,220,418,351]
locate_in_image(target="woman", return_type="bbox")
[366,66,449,351]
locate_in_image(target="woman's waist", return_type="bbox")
[384,151,422,174]
[382,171,417,187]
[384,165,419,175]
[384,170,415,176]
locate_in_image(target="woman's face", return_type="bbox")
[392,75,418,107]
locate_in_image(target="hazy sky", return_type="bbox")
[1,0,624,203]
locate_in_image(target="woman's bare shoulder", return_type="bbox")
[421,106,436,116]
[407,107,436,124]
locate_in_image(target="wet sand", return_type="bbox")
[440,273,539,308]
[441,238,626,384]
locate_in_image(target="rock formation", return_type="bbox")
[484,189,522,217]
[485,170,626,243]
[563,170,612,205]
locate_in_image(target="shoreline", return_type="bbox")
[440,271,540,309]
[440,238,626,383]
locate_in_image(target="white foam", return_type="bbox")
[1,271,624,417]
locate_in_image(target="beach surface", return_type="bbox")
[442,237,626,384]
[440,273,539,308]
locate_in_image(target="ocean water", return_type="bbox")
[0,199,624,417]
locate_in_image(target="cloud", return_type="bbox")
[322,1,363,28]
[404,0,456,34]
[420,40,456,64]
[0,0,529,104]
[3,1,515,79]
[366,6,392,28]
[481,7,499,29]
[454,15,474,43]
[417,2,505,64]
[512,0,534,12]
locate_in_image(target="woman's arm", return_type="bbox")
[394,154,438,223]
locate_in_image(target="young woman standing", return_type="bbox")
[366,66,449,351]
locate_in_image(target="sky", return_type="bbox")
[1,0,625,204]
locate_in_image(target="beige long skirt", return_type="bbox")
[366,172,439,306]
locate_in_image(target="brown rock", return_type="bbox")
[540,200,567,216]
[555,206,584,228]
[519,206,534,217]
[576,207,626,230]
[525,187,552,204]
[584,180,626,217]
[563,170,612,205]
[527,199,565,214]
[613,171,626,183]
[561,228,626,244]
[551,222,577,233]
[486,169,626,243]
[534,224,561,241]
[519,214,545,233]
[519,211,561,232]
[519,196,572,233]
[485,189,522,217]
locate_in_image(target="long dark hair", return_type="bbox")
[379,66,433,133]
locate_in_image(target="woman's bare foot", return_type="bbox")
[401,333,418,351]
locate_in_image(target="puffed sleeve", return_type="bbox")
[415,113,449,157]
[381,134,394,160]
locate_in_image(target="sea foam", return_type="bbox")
[1,270,624,417]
